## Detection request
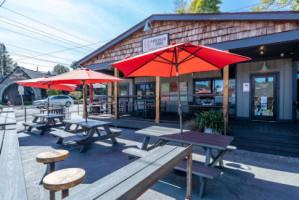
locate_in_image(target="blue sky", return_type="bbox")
[0,0,285,72]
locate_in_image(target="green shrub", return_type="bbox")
[196,111,227,134]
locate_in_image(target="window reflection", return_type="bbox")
[194,79,236,105]
[136,82,155,99]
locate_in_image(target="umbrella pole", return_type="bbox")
[175,65,183,134]
[82,80,87,122]
[47,85,50,115]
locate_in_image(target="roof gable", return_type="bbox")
[76,11,299,66]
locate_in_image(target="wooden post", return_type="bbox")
[155,76,161,123]
[109,82,113,113]
[185,151,192,200]
[24,106,27,122]
[83,84,87,119]
[223,52,229,135]
[114,68,119,119]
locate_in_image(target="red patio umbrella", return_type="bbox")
[40,68,124,122]
[196,89,211,94]
[15,77,77,115]
[111,42,251,133]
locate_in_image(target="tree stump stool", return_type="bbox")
[36,149,69,173]
[43,168,85,200]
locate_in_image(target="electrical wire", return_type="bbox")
[9,52,71,66]
[4,43,74,62]
[0,15,94,51]
[1,6,95,45]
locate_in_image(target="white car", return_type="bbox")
[33,95,74,108]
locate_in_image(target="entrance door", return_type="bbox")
[251,74,277,121]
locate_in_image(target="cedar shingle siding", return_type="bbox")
[82,19,299,66]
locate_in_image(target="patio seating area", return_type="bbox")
[13,112,299,200]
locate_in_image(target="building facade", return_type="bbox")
[0,67,47,105]
[77,12,299,122]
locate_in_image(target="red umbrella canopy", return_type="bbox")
[110,42,251,77]
[196,89,211,94]
[15,77,77,91]
[40,68,123,85]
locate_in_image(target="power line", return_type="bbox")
[227,3,262,12]
[0,0,5,7]
[13,40,108,62]
[0,25,88,55]
[9,52,71,66]
[1,6,95,45]
[17,61,56,69]
[0,15,94,51]
[4,43,74,62]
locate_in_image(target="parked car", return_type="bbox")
[87,95,106,104]
[33,95,74,108]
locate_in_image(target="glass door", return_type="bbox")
[251,74,277,121]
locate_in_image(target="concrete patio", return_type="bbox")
[16,118,299,200]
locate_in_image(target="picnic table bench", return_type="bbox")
[23,114,64,135]
[0,110,27,200]
[135,126,234,198]
[51,120,122,152]
[0,110,17,129]
[65,145,193,200]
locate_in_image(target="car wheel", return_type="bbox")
[65,101,71,107]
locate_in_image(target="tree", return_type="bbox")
[52,64,69,74]
[251,0,299,11]
[70,61,78,70]
[0,43,18,75]
[174,0,222,13]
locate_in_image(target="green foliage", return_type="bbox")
[0,44,17,75]
[174,0,222,13]
[69,91,82,100]
[48,90,62,96]
[70,61,78,70]
[196,110,226,134]
[23,101,33,105]
[251,0,299,11]
[52,64,69,74]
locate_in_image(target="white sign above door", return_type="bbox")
[142,33,169,53]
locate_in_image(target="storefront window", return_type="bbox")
[136,82,155,99]
[119,84,129,96]
[194,79,235,105]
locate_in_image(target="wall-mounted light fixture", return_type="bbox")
[260,46,264,55]
[261,61,269,71]
[144,20,152,31]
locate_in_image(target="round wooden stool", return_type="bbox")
[43,168,85,200]
[36,150,69,173]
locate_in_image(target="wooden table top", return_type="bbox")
[34,114,64,118]
[160,131,234,150]
[43,168,85,191]
[36,149,69,164]
[136,126,188,137]
[73,120,111,128]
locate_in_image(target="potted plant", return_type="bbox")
[196,110,226,134]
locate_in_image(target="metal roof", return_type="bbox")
[77,11,299,67]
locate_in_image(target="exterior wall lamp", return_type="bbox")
[144,20,152,31]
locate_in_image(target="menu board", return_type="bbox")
[161,83,170,101]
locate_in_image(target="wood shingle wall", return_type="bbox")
[82,20,299,66]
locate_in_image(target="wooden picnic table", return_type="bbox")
[135,126,233,197]
[51,119,121,152]
[23,114,64,135]
[136,126,234,167]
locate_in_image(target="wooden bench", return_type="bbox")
[0,111,17,129]
[50,128,122,149]
[123,147,221,198]
[65,145,193,200]
[0,128,28,199]
[1,107,14,113]
[23,122,47,134]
